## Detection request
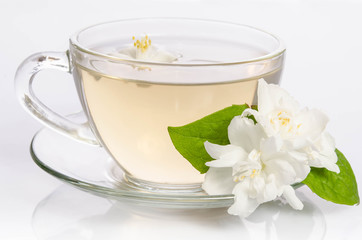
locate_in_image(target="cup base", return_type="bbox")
[106,158,203,194]
[123,174,203,194]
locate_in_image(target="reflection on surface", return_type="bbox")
[32,185,325,240]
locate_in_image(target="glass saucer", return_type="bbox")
[30,128,235,209]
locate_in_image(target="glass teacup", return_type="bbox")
[15,18,285,192]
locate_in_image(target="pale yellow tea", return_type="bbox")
[76,66,282,184]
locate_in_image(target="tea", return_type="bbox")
[76,65,282,184]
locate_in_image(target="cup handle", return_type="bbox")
[15,51,99,145]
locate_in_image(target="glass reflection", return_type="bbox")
[32,185,325,240]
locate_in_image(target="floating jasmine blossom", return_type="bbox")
[203,117,310,217]
[242,79,339,173]
[112,35,178,63]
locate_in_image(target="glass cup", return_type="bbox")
[15,18,285,192]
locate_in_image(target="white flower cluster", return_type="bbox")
[202,79,339,218]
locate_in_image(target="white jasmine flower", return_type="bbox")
[242,79,339,173]
[203,117,310,218]
[112,35,178,63]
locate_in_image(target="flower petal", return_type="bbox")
[265,157,297,184]
[151,48,178,62]
[309,153,340,173]
[204,141,244,160]
[308,132,339,173]
[295,108,329,141]
[111,47,136,59]
[115,43,177,63]
[257,79,300,115]
[202,167,235,195]
[320,132,337,155]
[288,150,309,162]
[261,174,281,202]
[284,137,311,150]
[242,108,276,137]
[260,136,283,159]
[228,181,260,217]
[257,78,275,115]
[286,158,310,182]
[205,147,248,168]
[248,175,266,199]
[283,185,304,210]
[264,152,310,184]
[228,116,266,152]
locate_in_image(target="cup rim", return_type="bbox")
[69,17,286,67]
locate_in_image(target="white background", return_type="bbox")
[1,0,362,239]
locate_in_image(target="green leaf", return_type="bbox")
[168,104,249,174]
[303,149,360,205]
